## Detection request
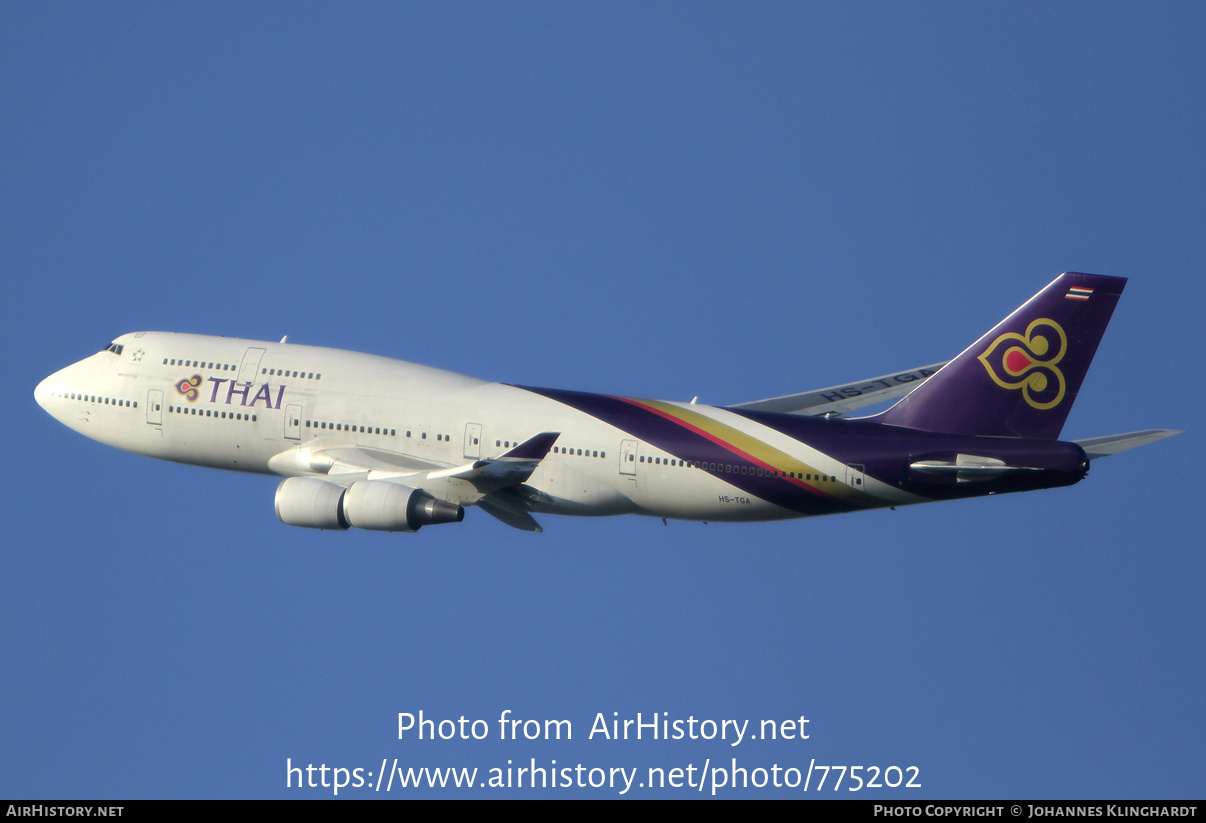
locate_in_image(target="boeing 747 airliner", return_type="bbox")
[34,273,1178,533]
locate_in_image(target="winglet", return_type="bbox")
[428,432,560,488]
[501,431,560,460]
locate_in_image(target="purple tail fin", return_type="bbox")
[873,272,1126,439]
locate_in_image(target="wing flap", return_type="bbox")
[477,490,544,532]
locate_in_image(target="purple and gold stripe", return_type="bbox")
[516,385,873,516]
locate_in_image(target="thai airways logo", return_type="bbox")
[175,374,203,402]
[977,318,1067,410]
[174,375,287,409]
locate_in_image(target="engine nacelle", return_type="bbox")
[275,477,350,530]
[274,477,464,532]
[341,480,465,532]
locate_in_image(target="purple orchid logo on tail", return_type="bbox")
[977,318,1067,410]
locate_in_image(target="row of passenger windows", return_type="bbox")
[161,357,323,381]
[534,443,834,480]
[164,358,237,370]
[264,368,321,380]
[169,405,256,421]
[307,421,395,436]
[630,453,834,481]
[304,424,465,441]
[53,390,137,408]
[553,445,605,458]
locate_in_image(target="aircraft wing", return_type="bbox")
[267,432,560,530]
[270,432,558,480]
[729,362,947,417]
[1073,429,1182,460]
[319,446,445,475]
[268,444,448,477]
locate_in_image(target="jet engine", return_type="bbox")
[275,477,464,532]
[275,477,349,530]
[342,479,464,531]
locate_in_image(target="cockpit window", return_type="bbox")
[103,342,124,355]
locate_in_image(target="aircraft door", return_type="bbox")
[845,463,866,490]
[146,389,163,426]
[238,348,267,384]
[463,423,482,459]
[284,404,302,440]
[619,439,639,476]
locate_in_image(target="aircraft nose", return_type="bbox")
[34,374,52,410]
[35,364,75,414]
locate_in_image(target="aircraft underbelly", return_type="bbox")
[527,464,636,516]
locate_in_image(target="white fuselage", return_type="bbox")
[35,332,926,528]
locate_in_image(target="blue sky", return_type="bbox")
[3,2,1202,798]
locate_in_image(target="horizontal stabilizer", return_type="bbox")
[1074,429,1182,460]
[730,362,947,416]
